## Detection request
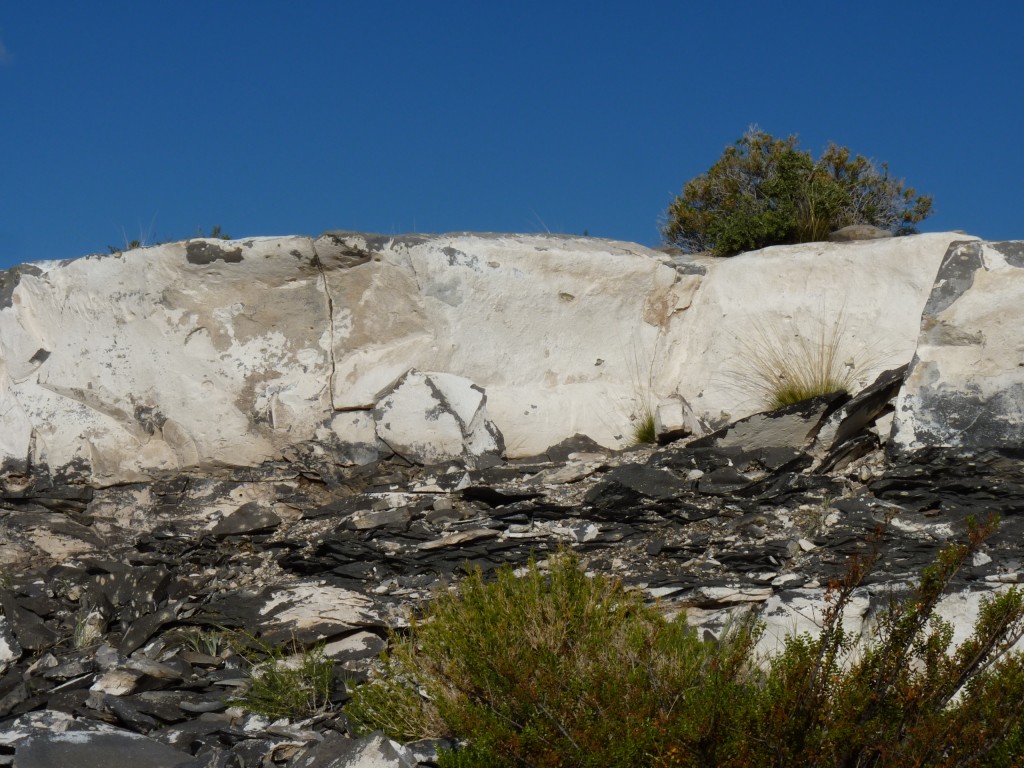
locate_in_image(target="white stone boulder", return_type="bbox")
[316,231,683,456]
[653,396,706,442]
[893,240,1024,452]
[0,237,333,487]
[372,369,504,465]
[0,229,984,487]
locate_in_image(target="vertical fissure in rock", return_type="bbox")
[311,242,338,411]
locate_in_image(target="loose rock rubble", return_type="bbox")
[0,369,1021,765]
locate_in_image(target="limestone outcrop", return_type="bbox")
[0,230,977,488]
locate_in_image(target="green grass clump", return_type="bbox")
[233,637,334,720]
[738,310,882,411]
[347,522,1024,767]
[632,408,657,445]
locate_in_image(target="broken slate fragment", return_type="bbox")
[0,615,22,669]
[0,709,204,768]
[419,529,501,551]
[0,591,56,652]
[211,503,282,537]
[289,731,418,768]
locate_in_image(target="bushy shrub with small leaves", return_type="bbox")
[348,522,1024,767]
[662,127,933,256]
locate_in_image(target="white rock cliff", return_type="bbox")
[0,230,996,487]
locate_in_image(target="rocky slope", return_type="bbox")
[0,231,1021,766]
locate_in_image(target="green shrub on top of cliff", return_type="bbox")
[661,127,933,256]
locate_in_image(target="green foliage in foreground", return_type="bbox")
[662,127,933,256]
[347,520,1024,767]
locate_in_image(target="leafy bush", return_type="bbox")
[346,553,761,766]
[347,523,1024,767]
[662,127,933,256]
[757,515,1024,767]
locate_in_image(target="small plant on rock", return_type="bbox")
[233,635,335,720]
[626,339,660,446]
[631,408,657,445]
[734,309,886,411]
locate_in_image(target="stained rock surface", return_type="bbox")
[893,239,1024,452]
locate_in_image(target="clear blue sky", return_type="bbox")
[2,2,1021,268]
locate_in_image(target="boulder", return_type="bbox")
[317,231,683,455]
[828,224,894,242]
[892,240,1024,452]
[0,233,682,485]
[0,237,333,488]
[653,396,706,443]
[660,233,973,426]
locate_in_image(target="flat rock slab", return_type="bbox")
[290,731,418,768]
[202,581,387,646]
[0,710,202,768]
[211,503,282,537]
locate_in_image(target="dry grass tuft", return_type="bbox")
[735,309,886,411]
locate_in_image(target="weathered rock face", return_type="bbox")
[317,232,678,457]
[0,233,680,487]
[0,231,977,488]
[664,232,971,426]
[0,237,334,488]
[893,240,1024,452]
[9,228,1024,765]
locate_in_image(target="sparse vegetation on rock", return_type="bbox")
[233,634,335,720]
[735,309,886,410]
[662,127,933,256]
[106,224,230,254]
